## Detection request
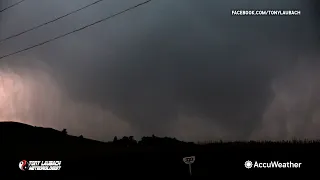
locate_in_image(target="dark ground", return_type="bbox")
[1,121,319,176]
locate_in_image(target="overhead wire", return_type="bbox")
[0,0,105,44]
[0,0,27,13]
[0,0,152,60]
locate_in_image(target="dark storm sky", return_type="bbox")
[0,0,320,141]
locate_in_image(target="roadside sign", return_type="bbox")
[183,156,195,176]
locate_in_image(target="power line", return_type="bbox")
[0,0,105,44]
[0,0,152,60]
[0,0,27,13]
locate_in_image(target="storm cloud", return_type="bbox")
[0,0,319,141]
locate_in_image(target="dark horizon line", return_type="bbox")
[2,121,320,144]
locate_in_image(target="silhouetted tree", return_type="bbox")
[129,136,133,141]
[128,136,137,146]
[62,129,67,135]
[113,136,118,142]
[116,136,137,147]
[79,135,83,138]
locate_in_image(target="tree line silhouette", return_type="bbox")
[60,128,320,146]
[2,122,320,176]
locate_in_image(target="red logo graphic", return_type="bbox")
[19,160,28,171]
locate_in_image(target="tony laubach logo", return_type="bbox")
[19,160,29,171]
[19,160,61,171]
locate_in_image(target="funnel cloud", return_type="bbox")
[0,0,319,141]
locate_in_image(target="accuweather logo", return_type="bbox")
[244,160,302,169]
[19,160,62,171]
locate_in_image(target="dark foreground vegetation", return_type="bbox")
[1,121,320,176]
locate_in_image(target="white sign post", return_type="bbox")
[183,156,195,176]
